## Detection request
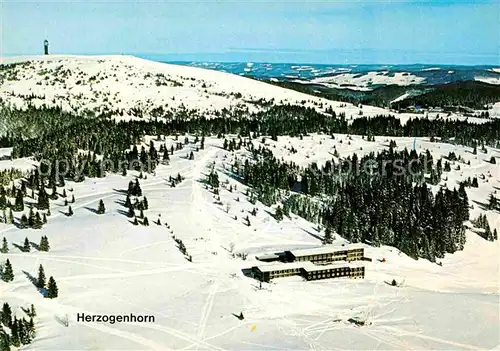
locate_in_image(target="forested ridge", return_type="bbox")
[229,143,471,261]
[0,100,497,262]
[267,80,500,110]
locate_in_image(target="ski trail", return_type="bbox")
[197,279,220,340]
[188,147,225,347]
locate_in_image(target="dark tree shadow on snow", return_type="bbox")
[301,228,323,241]
[472,199,489,211]
[30,241,41,251]
[115,199,126,207]
[13,243,27,252]
[22,270,43,294]
[84,206,98,214]
[117,209,131,217]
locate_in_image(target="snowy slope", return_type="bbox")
[0,55,389,121]
[1,55,496,126]
[0,135,498,350]
[307,71,426,91]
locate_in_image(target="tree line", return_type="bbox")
[230,143,475,261]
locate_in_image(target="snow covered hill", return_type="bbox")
[0,134,498,350]
[0,55,499,350]
[0,55,390,121]
[1,55,496,126]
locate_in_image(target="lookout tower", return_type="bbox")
[44,39,49,55]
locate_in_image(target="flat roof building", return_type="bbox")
[250,261,365,282]
[251,262,304,282]
[300,261,365,281]
[284,245,364,264]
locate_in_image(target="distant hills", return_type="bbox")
[169,61,500,88]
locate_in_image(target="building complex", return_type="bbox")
[249,245,368,282]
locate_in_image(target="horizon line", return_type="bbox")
[0,52,498,68]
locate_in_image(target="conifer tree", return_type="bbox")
[34,212,42,229]
[13,190,24,212]
[0,331,10,351]
[28,208,35,228]
[323,226,333,244]
[71,194,75,203]
[488,194,498,211]
[37,187,49,210]
[133,216,138,225]
[42,213,47,224]
[143,217,149,226]
[10,318,19,346]
[0,237,7,253]
[7,209,13,225]
[1,302,12,327]
[23,237,30,252]
[485,225,493,241]
[37,264,45,289]
[2,259,14,282]
[97,199,105,214]
[472,177,479,187]
[135,179,142,196]
[127,206,135,218]
[29,304,36,317]
[20,214,28,229]
[67,206,73,216]
[39,236,50,252]
[46,276,58,298]
[143,196,148,210]
[274,206,284,222]
[128,181,134,196]
[189,151,194,160]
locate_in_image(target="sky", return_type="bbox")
[1,0,498,65]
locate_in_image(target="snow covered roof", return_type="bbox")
[253,262,304,273]
[286,245,363,258]
[255,253,280,260]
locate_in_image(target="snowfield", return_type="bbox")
[306,71,426,91]
[475,76,500,85]
[0,134,499,350]
[0,55,390,121]
[0,55,495,127]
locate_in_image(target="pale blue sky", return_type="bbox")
[1,0,498,64]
